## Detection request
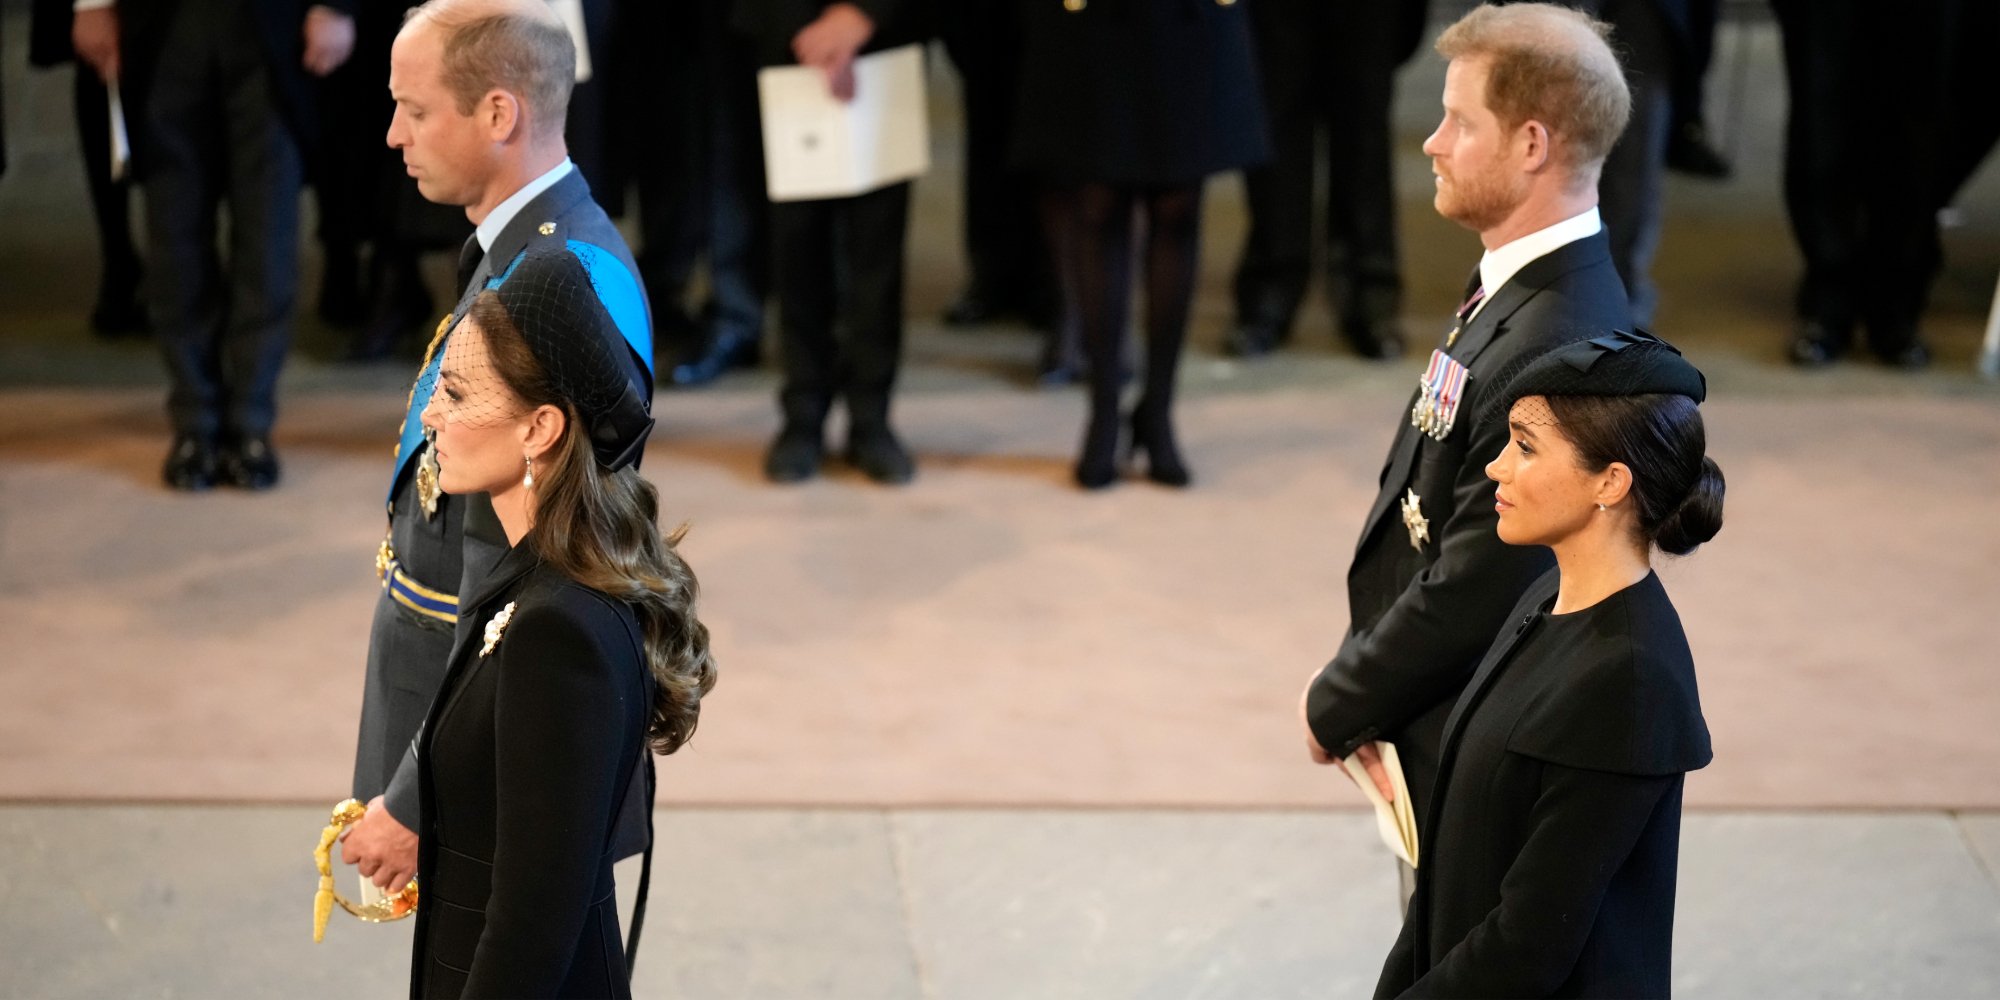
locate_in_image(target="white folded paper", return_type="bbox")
[757,43,930,202]
[1341,741,1419,868]
[108,82,131,183]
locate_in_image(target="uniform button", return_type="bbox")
[1064,0,1085,10]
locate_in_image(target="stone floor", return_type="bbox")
[3,806,1998,999]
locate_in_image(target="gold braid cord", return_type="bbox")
[311,798,419,942]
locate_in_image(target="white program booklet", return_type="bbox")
[1341,741,1419,868]
[757,43,930,202]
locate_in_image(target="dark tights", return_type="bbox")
[1046,180,1203,486]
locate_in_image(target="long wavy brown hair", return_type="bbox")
[472,292,715,755]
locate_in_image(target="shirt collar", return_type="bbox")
[1471,206,1603,320]
[475,158,575,254]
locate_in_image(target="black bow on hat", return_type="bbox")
[1501,328,1707,407]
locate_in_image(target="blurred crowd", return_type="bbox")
[4,0,1997,492]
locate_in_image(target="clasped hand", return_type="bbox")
[339,794,418,893]
[1297,675,1397,802]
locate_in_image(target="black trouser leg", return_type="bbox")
[216,13,302,441]
[144,8,228,441]
[943,1,1040,308]
[771,198,839,428]
[836,184,912,430]
[703,19,771,343]
[1597,0,1673,324]
[1233,0,1314,334]
[1321,0,1403,335]
[1771,0,1865,336]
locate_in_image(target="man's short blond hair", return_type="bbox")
[1436,3,1631,171]
[406,0,574,141]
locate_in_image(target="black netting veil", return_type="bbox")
[486,246,654,470]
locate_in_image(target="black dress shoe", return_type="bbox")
[1225,319,1285,358]
[1665,121,1733,180]
[1787,320,1848,368]
[1345,318,1405,361]
[764,423,824,483]
[669,328,762,386]
[944,288,1002,326]
[163,434,218,492]
[219,435,281,490]
[845,424,915,485]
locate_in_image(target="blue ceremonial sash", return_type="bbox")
[386,240,653,503]
[564,238,654,378]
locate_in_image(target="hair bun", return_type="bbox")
[1655,456,1725,555]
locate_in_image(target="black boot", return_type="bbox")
[1130,402,1190,488]
[1074,402,1121,490]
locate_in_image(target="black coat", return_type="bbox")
[410,543,653,1000]
[1010,0,1271,186]
[1377,570,1711,998]
[1305,230,1632,825]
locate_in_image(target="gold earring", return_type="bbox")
[523,456,535,489]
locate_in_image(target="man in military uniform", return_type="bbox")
[1297,4,1635,864]
[339,0,652,895]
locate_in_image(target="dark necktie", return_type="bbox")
[456,235,486,296]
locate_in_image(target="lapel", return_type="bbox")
[438,541,543,700]
[1353,232,1616,553]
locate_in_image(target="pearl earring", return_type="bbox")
[523,456,535,489]
[1596,502,1607,512]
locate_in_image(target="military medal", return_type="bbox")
[416,437,442,519]
[375,534,394,582]
[1400,488,1430,550]
[1410,349,1471,442]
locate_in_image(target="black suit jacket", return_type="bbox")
[108,0,357,175]
[1305,229,1631,825]
[1376,570,1711,998]
[411,543,651,1000]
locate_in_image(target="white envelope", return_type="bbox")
[757,43,930,202]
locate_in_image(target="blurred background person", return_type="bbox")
[1012,0,1269,491]
[620,0,772,387]
[936,0,1054,338]
[28,0,148,338]
[735,0,928,486]
[1228,0,1429,362]
[1771,0,1964,369]
[70,0,357,491]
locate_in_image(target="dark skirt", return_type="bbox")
[1010,0,1272,187]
